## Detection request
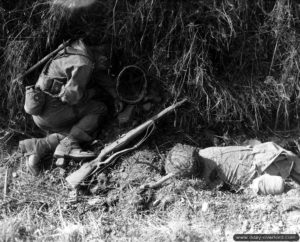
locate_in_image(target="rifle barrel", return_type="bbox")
[13,39,71,85]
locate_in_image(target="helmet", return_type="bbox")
[165,143,203,177]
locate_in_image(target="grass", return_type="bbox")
[1,126,300,241]
[1,0,300,241]
[1,142,300,241]
[1,0,300,133]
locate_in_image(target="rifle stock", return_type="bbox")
[66,98,187,188]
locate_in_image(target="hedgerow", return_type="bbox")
[1,0,300,133]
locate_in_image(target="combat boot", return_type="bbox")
[54,136,96,160]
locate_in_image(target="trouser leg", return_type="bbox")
[69,100,108,142]
[19,133,65,158]
[19,133,65,175]
[33,98,107,143]
[34,97,108,158]
[54,100,107,158]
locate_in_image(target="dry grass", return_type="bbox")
[2,124,300,241]
[0,0,300,134]
[1,1,300,240]
[1,144,300,241]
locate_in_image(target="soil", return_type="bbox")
[1,127,300,241]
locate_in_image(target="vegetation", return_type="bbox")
[1,148,300,241]
[1,0,300,132]
[1,0,300,241]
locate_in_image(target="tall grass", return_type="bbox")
[1,0,300,134]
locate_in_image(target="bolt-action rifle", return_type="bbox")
[66,99,188,188]
[12,40,71,86]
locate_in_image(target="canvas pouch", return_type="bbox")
[24,85,46,115]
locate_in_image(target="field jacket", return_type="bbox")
[199,142,300,190]
[35,40,94,105]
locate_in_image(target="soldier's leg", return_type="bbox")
[19,133,65,176]
[72,100,108,140]
[54,100,108,158]
[32,97,78,134]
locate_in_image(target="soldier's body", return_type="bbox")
[19,40,120,175]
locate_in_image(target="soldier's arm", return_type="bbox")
[59,63,94,105]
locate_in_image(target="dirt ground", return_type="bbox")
[1,129,300,241]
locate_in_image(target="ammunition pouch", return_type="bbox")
[36,73,65,96]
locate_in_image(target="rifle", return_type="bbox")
[66,98,188,188]
[12,39,71,86]
[8,39,72,116]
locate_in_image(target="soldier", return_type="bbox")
[142,142,300,195]
[19,39,121,175]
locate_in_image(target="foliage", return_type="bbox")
[1,0,300,134]
[1,2,300,240]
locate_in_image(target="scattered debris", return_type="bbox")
[201,202,209,213]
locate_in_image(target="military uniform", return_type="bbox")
[33,40,107,142]
[199,142,300,191]
[20,40,113,175]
